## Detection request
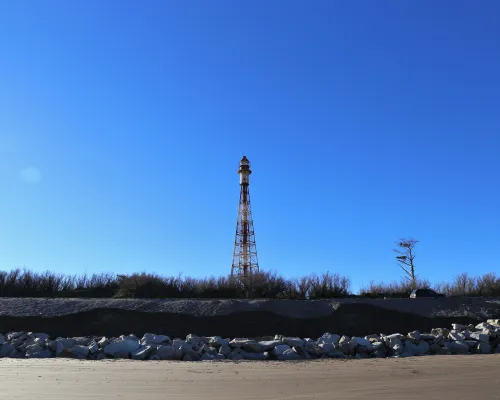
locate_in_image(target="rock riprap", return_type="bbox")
[0,320,499,361]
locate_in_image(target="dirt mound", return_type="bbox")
[1,301,499,338]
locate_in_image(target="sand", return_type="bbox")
[0,356,499,399]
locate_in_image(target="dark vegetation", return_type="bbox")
[360,272,500,298]
[0,268,499,299]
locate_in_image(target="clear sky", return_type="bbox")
[1,1,499,292]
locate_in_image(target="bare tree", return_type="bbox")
[394,238,418,288]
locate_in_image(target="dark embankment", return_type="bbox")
[1,303,496,338]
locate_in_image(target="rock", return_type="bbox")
[338,335,350,345]
[71,345,90,359]
[0,343,18,358]
[490,337,500,348]
[17,338,36,353]
[209,336,229,348]
[243,352,268,360]
[186,334,204,350]
[132,346,152,360]
[27,349,52,359]
[476,342,491,354]
[95,352,107,360]
[385,333,404,342]
[450,341,470,355]
[483,328,498,338]
[88,341,99,354]
[487,319,500,327]
[431,328,449,337]
[496,346,500,354]
[229,338,249,348]
[373,349,386,358]
[258,340,282,351]
[219,345,231,357]
[417,340,430,355]
[282,337,305,347]
[56,339,77,356]
[364,334,381,341]
[452,324,468,332]
[47,340,57,352]
[272,344,292,357]
[25,344,44,356]
[430,343,441,354]
[7,332,26,341]
[277,349,301,360]
[182,348,201,361]
[434,334,445,345]
[317,333,340,345]
[72,337,93,346]
[326,350,346,358]
[402,341,419,357]
[242,342,263,353]
[342,339,358,354]
[201,353,216,361]
[227,339,262,353]
[475,322,492,330]
[11,337,27,348]
[230,353,245,361]
[419,334,436,341]
[372,342,385,351]
[304,341,321,356]
[103,340,140,358]
[155,344,176,360]
[141,334,170,346]
[292,345,306,358]
[35,333,49,342]
[172,340,193,355]
[408,330,420,341]
[351,337,372,347]
[57,348,74,358]
[318,343,335,354]
[449,331,466,341]
[98,337,110,348]
[120,334,139,342]
[0,335,5,345]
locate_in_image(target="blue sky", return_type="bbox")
[0,1,499,292]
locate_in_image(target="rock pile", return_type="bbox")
[1,320,499,361]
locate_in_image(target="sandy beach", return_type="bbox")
[0,355,498,399]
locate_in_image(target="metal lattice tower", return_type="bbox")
[231,156,259,287]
